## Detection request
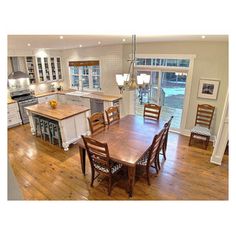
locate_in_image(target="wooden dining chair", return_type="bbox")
[136,128,165,185]
[81,135,123,196]
[157,116,174,169]
[87,112,106,134]
[189,104,215,149]
[105,106,120,125]
[143,103,161,120]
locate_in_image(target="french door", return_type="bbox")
[135,69,188,131]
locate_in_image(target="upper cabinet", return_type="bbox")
[25,57,36,84]
[36,57,45,82]
[36,56,63,83]
[8,56,63,84]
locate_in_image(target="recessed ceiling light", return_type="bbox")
[98,41,101,45]
[27,43,31,47]
[122,38,126,42]
[59,36,63,39]
[201,35,206,39]
[79,44,82,48]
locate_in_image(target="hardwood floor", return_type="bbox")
[8,124,228,200]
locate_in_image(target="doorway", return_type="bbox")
[135,70,188,130]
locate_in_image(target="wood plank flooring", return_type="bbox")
[8,124,228,200]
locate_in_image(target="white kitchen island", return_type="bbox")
[25,103,90,151]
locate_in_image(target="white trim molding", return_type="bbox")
[210,92,228,165]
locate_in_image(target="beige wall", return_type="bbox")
[122,41,228,136]
[61,45,123,96]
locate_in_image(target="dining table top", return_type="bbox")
[77,115,165,167]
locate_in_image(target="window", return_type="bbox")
[69,60,100,90]
[135,57,190,68]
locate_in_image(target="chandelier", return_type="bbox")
[116,35,150,93]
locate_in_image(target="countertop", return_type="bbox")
[25,103,90,121]
[35,90,122,102]
[34,89,75,98]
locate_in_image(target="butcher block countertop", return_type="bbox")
[25,103,90,121]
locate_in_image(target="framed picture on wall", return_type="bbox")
[198,79,220,99]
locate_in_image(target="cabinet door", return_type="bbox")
[56,57,63,81]
[25,57,36,84]
[50,57,57,81]
[38,96,47,104]
[36,57,46,82]
[43,57,52,82]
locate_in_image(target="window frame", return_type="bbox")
[69,62,101,91]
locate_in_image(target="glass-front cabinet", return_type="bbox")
[25,57,36,84]
[36,57,45,82]
[50,57,57,81]
[35,56,63,83]
[44,57,51,81]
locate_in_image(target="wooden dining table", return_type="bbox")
[77,115,165,197]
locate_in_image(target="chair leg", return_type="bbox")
[162,146,167,160]
[189,133,193,146]
[154,159,159,174]
[146,166,150,185]
[205,136,210,149]
[156,153,161,170]
[91,168,95,187]
[108,177,112,196]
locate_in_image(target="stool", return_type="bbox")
[33,115,41,137]
[39,118,52,144]
[49,121,62,148]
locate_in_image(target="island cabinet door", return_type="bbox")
[58,111,90,151]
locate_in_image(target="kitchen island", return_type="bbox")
[25,103,90,151]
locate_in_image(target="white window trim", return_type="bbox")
[133,53,196,134]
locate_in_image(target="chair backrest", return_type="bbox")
[195,104,215,128]
[81,135,112,173]
[143,103,161,120]
[147,129,165,165]
[159,116,174,149]
[105,106,120,125]
[87,112,106,134]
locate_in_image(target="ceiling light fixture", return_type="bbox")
[79,44,82,48]
[27,43,31,47]
[201,35,206,39]
[116,35,150,94]
[122,38,126,42]
[98,41,101,45]
[59,36,63,39]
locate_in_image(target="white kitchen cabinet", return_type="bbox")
[8,103,22,128]
[37,94,57,104]
[57,94,66,104]
[25,56,37,84]
[36,57,63,83]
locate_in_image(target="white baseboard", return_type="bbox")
[210,155,222,165]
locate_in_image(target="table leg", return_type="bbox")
[128,166,136,197]
[79,147,86,176]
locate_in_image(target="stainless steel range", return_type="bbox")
[11,89,38,124]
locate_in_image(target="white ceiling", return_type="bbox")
[8,35,228,50]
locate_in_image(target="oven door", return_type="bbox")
[18,99,38,124]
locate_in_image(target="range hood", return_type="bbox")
[8,57,29,80]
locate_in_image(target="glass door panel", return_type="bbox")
[160,72,187,129]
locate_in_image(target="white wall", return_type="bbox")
[122,41,228,136]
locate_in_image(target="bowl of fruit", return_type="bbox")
[49,99,58,109]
